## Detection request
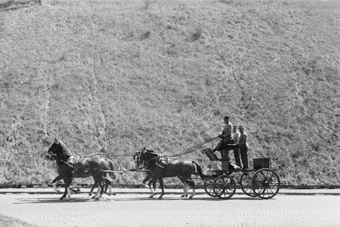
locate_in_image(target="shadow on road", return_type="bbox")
[13,194,261,204]
[14,197,112,204]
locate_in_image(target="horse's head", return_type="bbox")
[135,147,160,168]
[45,138,67,161]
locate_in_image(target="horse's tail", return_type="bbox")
[107,159,116,180]
[192,161,207,180]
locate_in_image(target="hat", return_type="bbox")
[224,116,230,119]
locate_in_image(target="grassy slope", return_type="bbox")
[0,0,339,186]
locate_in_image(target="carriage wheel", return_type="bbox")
[240,172,257,197]
[252,168,280,199]
[204,178,217,197]
[213,175,236,199]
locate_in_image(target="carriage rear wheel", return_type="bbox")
[252,168,280,199]
[204,178,217,197]
[213,175,236,199]
[240,172,257,197]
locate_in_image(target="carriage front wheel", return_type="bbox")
[204,178,218,197]
[240,172,257,197]
[252,168,280,199]
[213,175,236,199]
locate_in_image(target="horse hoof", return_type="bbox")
[59,197,65,200]
[181,194,188,198]
[149,195,154,198]
[189,196,193,199]
[158,196,163,200]
[91,196,96,199]
[95,197,100,201]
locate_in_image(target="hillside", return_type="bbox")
[0,0,339,187]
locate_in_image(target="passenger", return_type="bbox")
[232,126,241,168]
[238,126,249,169]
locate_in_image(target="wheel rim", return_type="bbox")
[240,172,257,197]
[213,175,236,199]
[204,178,217,197]
[252,169,280,199]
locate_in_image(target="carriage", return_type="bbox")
[202,148,280,199]
[46,138,280,200]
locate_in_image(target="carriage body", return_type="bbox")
[202,148,280,200]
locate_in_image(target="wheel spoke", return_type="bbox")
[213,175,236,199]
[252,169,280,199]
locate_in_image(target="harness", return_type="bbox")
[138,151,170,170]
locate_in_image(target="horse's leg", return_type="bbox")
[89,182,97,196]
[189,180,195,199]
[92,179,101,200]
[61,175,72,200]
[103,177,112,196]
[181,183,189,198]
[158,178,164,199]
[97,180,105,201]
[148,178,157,198]
[51,175,62,193]
[152,178,156,191]
[94,174,105,201]
[143,175,152,188]
[99,174,107,199]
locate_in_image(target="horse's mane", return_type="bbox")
[58,140,72,155]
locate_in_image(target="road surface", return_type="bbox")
[0,192,339,227]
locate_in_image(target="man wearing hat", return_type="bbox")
[212,116,233,153]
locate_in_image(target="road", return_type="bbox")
[0,192,339,227]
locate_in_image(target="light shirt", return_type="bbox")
[239,132,248,147]
[221,122,233,139]
[233,131,240,144]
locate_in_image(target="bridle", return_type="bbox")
[135,148,161,169]
[45,151,57,160]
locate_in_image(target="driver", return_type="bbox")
[212,115,233,153]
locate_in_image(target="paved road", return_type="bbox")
[1,191,340,227]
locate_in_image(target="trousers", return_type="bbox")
[239,145,248,169]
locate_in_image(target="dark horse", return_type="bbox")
[134,147,206,199]
[46,139,116,200]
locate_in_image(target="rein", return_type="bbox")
[60,160,76,170]
[169,136,219,157]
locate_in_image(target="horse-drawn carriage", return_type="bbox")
[202,148,280,199]
[46,138,280,201]
[133,144,280,200]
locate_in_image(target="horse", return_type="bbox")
[49,160,116,198]
[134,147,207,199]
[46,139,116,200]
[133,152,157,191]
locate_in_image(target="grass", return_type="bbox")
[0,214,38,227]
[0,0,339,187]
